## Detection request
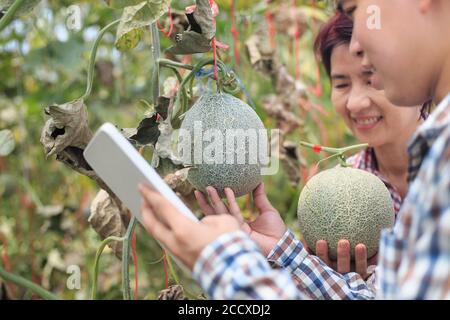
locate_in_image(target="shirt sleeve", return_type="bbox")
[266,229,377,300]
[192,230,305,299]
[377,134,450,299]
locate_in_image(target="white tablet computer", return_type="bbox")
[83,122,198,225]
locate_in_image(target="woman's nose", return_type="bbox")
[347,89,371,113]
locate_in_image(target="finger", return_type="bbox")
[206,186,230,214]
[315,240,332,266]
[140,203,177,250]
[224,188,243,222]
[355,244,368,277]
[194,190,215,216]
[139,184,193,229]
[253,183,276,213]
[337,240,351,273]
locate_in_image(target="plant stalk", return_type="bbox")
[0,265,59,300]
[0,0,26,32]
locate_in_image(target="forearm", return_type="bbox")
[267,229,376,300]
[193,231,305,299]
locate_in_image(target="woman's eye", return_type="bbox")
[335,84,349,89]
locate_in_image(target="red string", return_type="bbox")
[210,0,218,80]
[293,0,301,80]
[312,64,322,97]
[230,0,240,66]
[162,251,169,289]
[312,144,322,153]
[311,0,322,97]
[157,6,173,37]
[265,0,275,49]
[131,232,139,299]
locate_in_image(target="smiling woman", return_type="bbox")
[314,12,423,203]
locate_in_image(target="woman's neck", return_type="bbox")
[373,142,410,198]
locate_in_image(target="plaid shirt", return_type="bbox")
[192,93,450,300]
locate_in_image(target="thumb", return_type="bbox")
[253,183,276,213]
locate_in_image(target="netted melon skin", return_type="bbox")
[297,167,395,260]
[180,93,265,198]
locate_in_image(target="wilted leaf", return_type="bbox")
[166,0,216,55]
[0,129,14,157]
[167,31,212,54]
[262,95,303,134]
[245,34,274,73]
[115,0,171,51]
[155,96,170,120]
[164,167,191,191]
[158,284,187,300]
[279,141,302,187]
[37,205,64,218]
[40,99,92,157]
[153,119,182,165]
[128,114,160,146]
[89,189,127,259]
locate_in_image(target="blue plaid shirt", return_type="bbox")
[192,93,450,300]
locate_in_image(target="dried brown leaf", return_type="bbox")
[40,99,92,157]
[157,284,187,300]
[89,190,127,259]
[166,0,215,55]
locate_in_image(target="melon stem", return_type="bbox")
[300,141,368,167]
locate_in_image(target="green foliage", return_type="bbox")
[0,0,359,299]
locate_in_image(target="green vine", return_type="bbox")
[91,235,124,300]
[300,141,369,167]
[121,216,137,300]
[0,265,59,300]
[82,19,120,100]
[169,58,240,128]
[0,0,26,32]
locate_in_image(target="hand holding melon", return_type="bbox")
[297,166,395,261]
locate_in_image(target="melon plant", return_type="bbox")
[297,166,395,260]
[180,92,265,197]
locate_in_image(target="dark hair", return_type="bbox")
[314,12,354,77]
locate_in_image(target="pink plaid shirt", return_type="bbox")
[347,148,403,215]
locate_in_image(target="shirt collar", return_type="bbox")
[409,93,450,150]
[406,93,450,182]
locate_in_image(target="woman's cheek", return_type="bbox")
[332,92,348,119]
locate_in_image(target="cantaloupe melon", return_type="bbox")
[297,166,395,260]
[179,92,265,198]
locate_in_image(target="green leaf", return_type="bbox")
[0,129,14,156]
[115,0,171,51]
[103,0,143,9]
